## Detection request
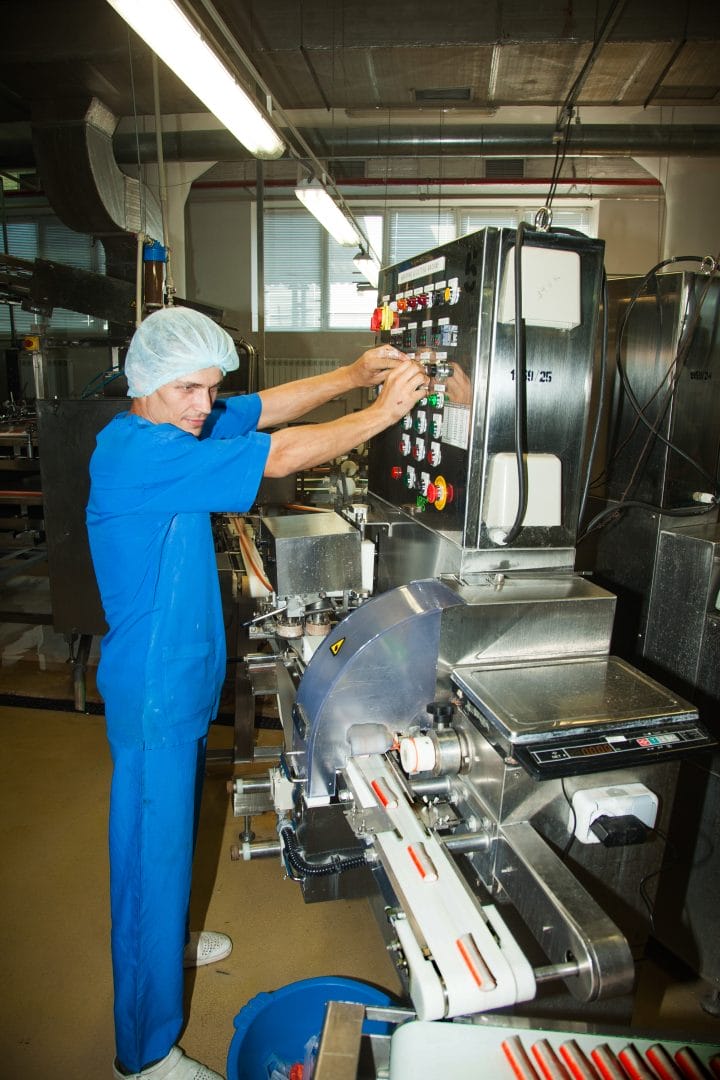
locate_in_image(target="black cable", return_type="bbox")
[280,825,367,879]
[589,273,667,493]
[578,254,720,540]
[502,221,528,546]
[545,118,573,216]
[579,496,716,541]
[614,260,719,495]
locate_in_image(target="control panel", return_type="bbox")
[367,227,606,555]
[368,244,478,533]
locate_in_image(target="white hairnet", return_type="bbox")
[124,306,239,397]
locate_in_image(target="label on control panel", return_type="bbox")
[398,256,446,285]
[442,402,470,450]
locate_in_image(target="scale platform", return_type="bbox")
[452,656,714,778]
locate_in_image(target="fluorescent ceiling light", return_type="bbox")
[353,251,380,288]
[294,180,362,247]
[106,0,285,159]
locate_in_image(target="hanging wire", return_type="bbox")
[613,256,719,492]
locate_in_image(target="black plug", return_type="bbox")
[590,814,648,847]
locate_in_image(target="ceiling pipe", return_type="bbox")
[105,124,720,164]
[192,176,662,191]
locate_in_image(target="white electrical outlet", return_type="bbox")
[570,783,659,845]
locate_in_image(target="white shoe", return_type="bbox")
[183,930,232,968]
[112,1045,224,1079]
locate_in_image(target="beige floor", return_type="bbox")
[1,617,719,1078]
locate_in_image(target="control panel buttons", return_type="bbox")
[430,413,443,438]
[414,411,427,434]
[432,475,454,511]
[399,433,411,456]
[412,438,426,461]
[404,465,417,490]
[401,413,413,431]
[428,441,442,466]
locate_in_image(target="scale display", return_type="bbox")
[516,723,712,779]
[453,656,715,778]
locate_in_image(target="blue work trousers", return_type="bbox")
[108,736,207,1073]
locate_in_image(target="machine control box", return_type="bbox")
[368,227,605,556]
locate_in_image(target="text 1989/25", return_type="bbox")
[510,369,553,383]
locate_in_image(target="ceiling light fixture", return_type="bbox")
[353,249,380,288]
[294,179,363,248]
[106,0,285,159]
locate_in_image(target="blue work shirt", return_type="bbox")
[87,395,271,749]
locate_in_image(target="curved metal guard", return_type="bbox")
[294,579,465,804]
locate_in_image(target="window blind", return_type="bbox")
[0,214,107,336]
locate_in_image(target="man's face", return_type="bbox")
[132,366,223,436]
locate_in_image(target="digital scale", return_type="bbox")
[452,656,715,779]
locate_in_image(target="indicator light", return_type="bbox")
[390,466,403,480]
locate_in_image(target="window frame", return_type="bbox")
[260,200,598,332]
[0,204,108,339]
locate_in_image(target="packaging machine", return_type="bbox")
[231,228,715,1030]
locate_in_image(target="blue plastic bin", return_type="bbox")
[227,976,393,1080]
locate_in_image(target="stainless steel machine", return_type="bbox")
[231,229,715,1030]
[586,269,720,1004]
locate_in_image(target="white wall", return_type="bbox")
[597,199,663,276]
[636,157,720,263]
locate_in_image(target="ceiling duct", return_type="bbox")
[105,123,720,164]
[31,98,163,281]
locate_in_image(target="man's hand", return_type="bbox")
[372,359,430,424]
[444,363,472,406]
[347,345,409,388]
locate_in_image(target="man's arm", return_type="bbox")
[263,360,428,477]
[256,344,407,429]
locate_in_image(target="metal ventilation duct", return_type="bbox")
[110,123,720,164]
[31,98,163,281]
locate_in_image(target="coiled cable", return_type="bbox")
[280,825,368,878]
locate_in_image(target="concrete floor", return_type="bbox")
[1,602,719,1078]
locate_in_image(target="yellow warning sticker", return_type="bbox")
[330,637,345,656]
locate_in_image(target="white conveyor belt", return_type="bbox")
[344,755,536,1021]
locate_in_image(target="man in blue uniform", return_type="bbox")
[87,305,428,1080]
